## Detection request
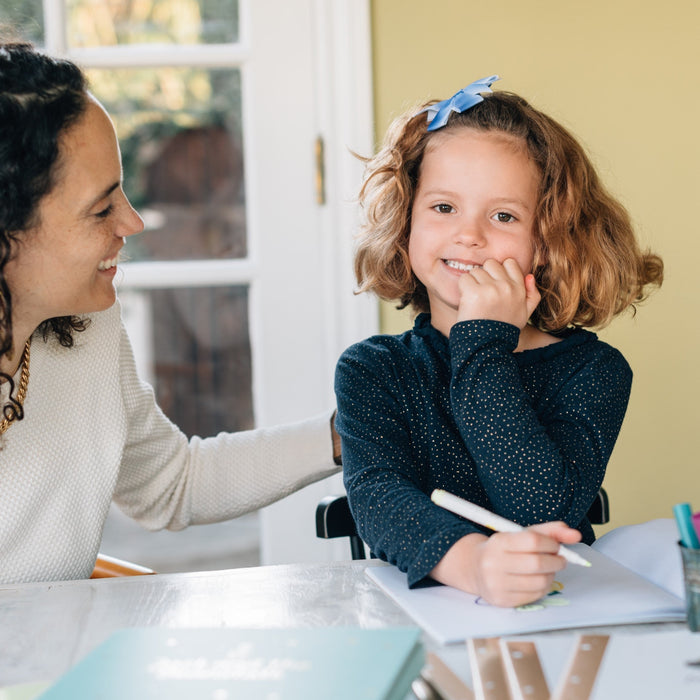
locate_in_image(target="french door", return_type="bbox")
[11,0,377,564]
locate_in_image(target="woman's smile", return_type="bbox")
[97,254,120,272]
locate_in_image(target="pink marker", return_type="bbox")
[693,512,700,543]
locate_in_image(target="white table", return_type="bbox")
[0,560,412,686]
[0,559,686,694]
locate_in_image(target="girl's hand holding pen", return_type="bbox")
[457,258,541,330]
[430,522,582,608]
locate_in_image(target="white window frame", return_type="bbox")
[43,2,256,292]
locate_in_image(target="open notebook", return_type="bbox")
[367,520,686,645]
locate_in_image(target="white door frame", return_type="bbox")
[255,0,378,564]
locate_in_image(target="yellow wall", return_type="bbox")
[370,0,700,533]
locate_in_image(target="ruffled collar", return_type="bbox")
[413,313,446,341]
[412,313,450,361]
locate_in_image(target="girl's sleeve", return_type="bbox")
[335,340,479,586]
[449,320,631,529]
[114,320,339,530]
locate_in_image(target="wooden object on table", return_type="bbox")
[90,553,156,578]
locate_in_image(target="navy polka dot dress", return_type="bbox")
[335,314,631,587]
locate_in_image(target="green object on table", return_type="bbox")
[37,627,425,700]
[0,682,51,700]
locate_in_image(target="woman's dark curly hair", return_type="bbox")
[0,42,90,424]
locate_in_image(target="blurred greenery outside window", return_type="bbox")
[0,0,44,44]
[68,0,239,46]
[0,0,238,47]
[89,66,245,263]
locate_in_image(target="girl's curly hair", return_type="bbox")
[0,42,90,424]
[355,90,663,331]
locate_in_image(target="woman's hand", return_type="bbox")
[457,258,540,330]
[430,522,582,608]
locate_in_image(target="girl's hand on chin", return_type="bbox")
[457,258,540,328]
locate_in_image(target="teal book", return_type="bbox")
[38,627,424,700]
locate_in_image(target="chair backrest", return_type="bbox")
[316,489,611,561]
[315,495,368,560]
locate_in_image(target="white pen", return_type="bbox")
[431,488,592,568]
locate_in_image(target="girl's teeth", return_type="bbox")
[445,260,481,272]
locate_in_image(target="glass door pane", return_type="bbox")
[146,285,253,436]
[67,0,239,46]
[0,0,44,44]
[88,66,246,262]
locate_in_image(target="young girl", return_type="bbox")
[335,76,663,608]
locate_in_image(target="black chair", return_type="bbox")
[316,488,610,560]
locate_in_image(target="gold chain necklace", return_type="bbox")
[0,339,31,435]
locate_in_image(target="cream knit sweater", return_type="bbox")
[0,302,339,584]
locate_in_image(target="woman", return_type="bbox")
[0,42,340,584]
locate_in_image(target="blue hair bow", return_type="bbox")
[418,75,500,132]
